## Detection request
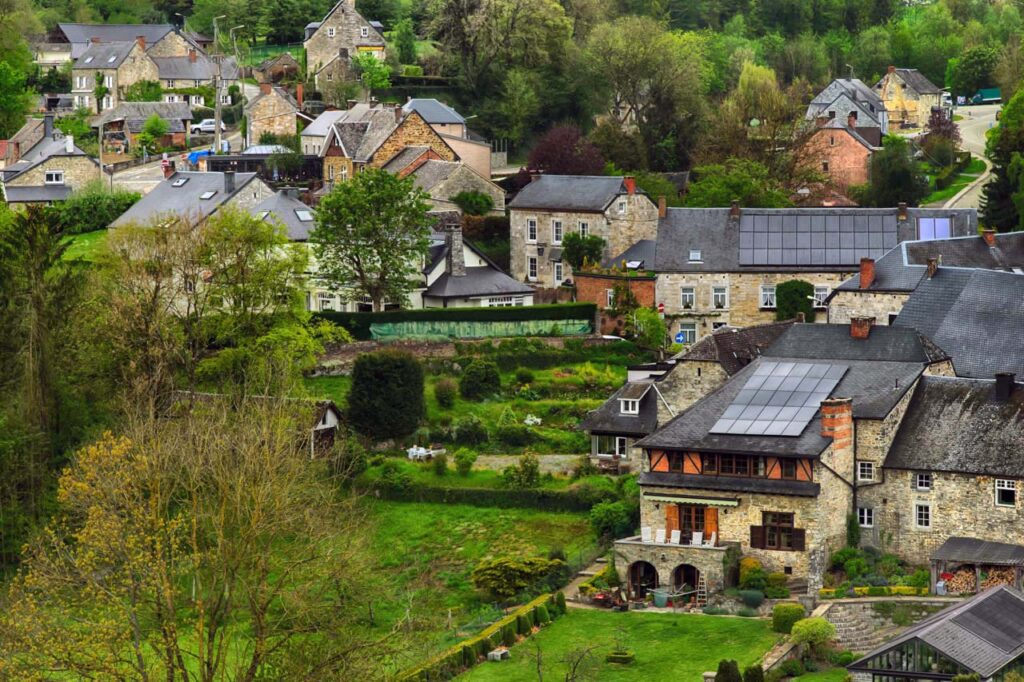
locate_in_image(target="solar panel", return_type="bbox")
[737,213,897,266]
[709,362,848,437]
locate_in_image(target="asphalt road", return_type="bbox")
[946,104,1001,209]
[110,127,245,194]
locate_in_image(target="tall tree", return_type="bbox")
[855,135,929,208]
[0,61,33,138]
[393,17,417,64]
[527,124,605,175]
[684,158,793,207]
[312,168,432,312]
[952,45,1001,98]
[982,89,1024,231]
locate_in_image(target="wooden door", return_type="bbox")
[679,504,705,543]
[703,507,719,546]
[665,504,680,535]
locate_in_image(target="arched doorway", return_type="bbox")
[673,564,701,593]
[628,561,659,598]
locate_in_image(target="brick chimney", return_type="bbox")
[850,316,874,339]
[224,170,235,194]
[444,220,466,277]
[897,202,908,221]
[260,82,271,95]
[623,176,636,195]
[296,83,303,108]
[859,257,875,290]
[729,200,740,219]
[983,228,996,247]
[926,257,938,279]
[657,195,666,219]
[163,161,176,179]
[820,397,853,450]
[136,35,146,51]
[996,373,1016,402]
[848,112,857,129]
[188,48,197,63]
[91,36,101,43]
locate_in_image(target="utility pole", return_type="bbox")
[213,15,226,154]
[97,120,104,187]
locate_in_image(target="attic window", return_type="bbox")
[107,55,117,63]
[172,177,189,187]
[295,209,314,222]
[199,190,217,200]
[84,56,94,63]
[360,26,369,38]
[688,249,702,262]
[327,27,335,38]
[620,399,639,415]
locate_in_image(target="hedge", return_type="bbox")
[314,303,597,340]
[818,586,929,599]
[362,480,618,512]
[398,592,564,681]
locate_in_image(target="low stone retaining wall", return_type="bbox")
[821,597,956,653]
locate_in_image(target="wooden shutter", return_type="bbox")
[791,528,806,551]
[750,525,765,549]
[665,504,680,534]
[703,507,718,542]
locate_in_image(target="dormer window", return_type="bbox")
[620,399,639,415]
[44,170,64,185]
[688,249,702,262]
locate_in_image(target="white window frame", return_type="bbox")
[760,284,777,309]
[166,79,175,88]
[915,503,931,529]
[606,289,614,308]
[617,200,626,214]
[526,218,537,243]
[680,286,695,310]
[488,296,514,307]
[221,93,231,104]
[327,27,336,38]
[579,221,589,238]
[326,72,333,82]
[712,285,728,310]
[857,461,875,482]
[915,473,932,491]
[596,434,627,459]
[360,26,369,38]
[620,399,639,415]
[813,285,829,308]
[44,170,64,185]
[857,507,874,528]
[191,95,204,106]
[103,95,112,109]
[527,256,538,281]
[551,219,563,244]
[317,292,336,311]
[553,261,563,284]
[688,249,702,263]
[996,479,1017,508]
[104,75,113,88]
[677,322,697,345]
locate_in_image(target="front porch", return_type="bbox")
[613,536,735,601]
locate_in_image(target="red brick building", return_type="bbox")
[575,270,656,335]
[802,117,881,190]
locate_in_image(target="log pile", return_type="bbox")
[946,569,977,594]
[981,567,1017,590]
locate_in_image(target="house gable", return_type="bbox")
[303,0,386,79]
[366,110,458,168]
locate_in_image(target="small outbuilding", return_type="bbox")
[930,536,1024,595]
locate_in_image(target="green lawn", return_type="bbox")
[63,229,107,262]
[921,160,987,205]
[459,610,780,681]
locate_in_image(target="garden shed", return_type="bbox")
[930,536,1024,595]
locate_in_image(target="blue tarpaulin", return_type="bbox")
[187,149,213,165]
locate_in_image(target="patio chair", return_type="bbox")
[703,532,717,548]
[690,531,703,547]
[670,529,681,545]
[655,529,666,544]
[641,526,653,543]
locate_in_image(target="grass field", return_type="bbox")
[459,610,780,681]
[921,157,987,205]
[63,229,107,262]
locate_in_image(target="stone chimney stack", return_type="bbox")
[444,220,466,277]
[223,170,236,194]
[136,35,146,51]
[820,397,853,450]
[983,228,997,247]
[657,196,666,219]
[163,161,176,179]
[850,316,874,340]
[188,48,197,63]
[926,257,938,279]
[729,200,740,219]
[859,257,875,290]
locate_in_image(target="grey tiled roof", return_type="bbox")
[604,239,656,269]
[301,109,346,138]
[580,382,659,437]
[2,134,93,182]
[878,68,942,95]
[58,23,173,46]
[638,471,821,497]
[110,171,258,227]
[409,160,458,191]
[74,41,136,68]
[4,185,73,203]
[424,266,534,299]
[508,175,629,212]
[153,54,218,80]
[677,320,796,375]
[761,324,948,365]
[253,190,315,241]
[382,146,430,172]
[932,537,1024,566]
[93,101,193,127]
[402,98,465,124]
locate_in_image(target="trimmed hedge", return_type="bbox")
[399,592,564,681]
[314,303,597,340]
[772,602,806,634]
[818,585,929,599]
[362,479,617,512]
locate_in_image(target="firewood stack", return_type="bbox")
[981,567,1017,590]
[946,569,977,594]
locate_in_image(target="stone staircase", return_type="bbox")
[823,603,906,654]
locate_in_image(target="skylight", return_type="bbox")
[688,249,702,262]
[295,209,314,222]
[257,210,270,220]
[171,178,189,187]
[107,55,117,63]
[199,190,217,200]
[84,56,94,63]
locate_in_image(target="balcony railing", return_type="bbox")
[616,530,726,551]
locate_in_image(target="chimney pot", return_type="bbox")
[623,176,636,195]
[926,257,938,279]
[983,228,997,247]
[189,48,196,63]
[296,83,304,108]
[729,200,740,218]
[224,170,236,194]
[259,82,271,95]
[850,316,875,339]
[996,373,1016,401]
[394,106,402,124]
[444,221,466,277]
[859,257,876,290]
[897,202,908,221]
[657,195,666,219]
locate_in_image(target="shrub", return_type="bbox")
[432,453,448,476]
[764,586,790,599]
[737,607,757,617]
[741,568,769,591]
[846,512,861,548]
[454,448,477,476]
[790,617,836,652]
[952,674,981,682]
[378,460,412,491]
[471,556,565,601]
[495,424,535,446]
[739,590,765,609]
[535,604,550,623]
[844,557,869,579]
[779,658,805,677]
[50,185,141,235]
[348,351,424,441]
[589,501,633,540]
[743,665,765,682]
[502,453,541,489]
[451,190,495,216]
[555,591,566,614]
[716,659,743,682]
[830,547,861,571]
[434,377,457,408]
[571,455,599,479]
[775,280,816,323]
[514,368,535,384]
[767,572,788,588]
[831,650,857,666]
[739,557,763,584]
[906,568,930,590]
[453,414,488,445]
[460,359,501,400]
[772,602,806,634]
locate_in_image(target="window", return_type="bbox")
[617,200,626,214]
[858,507,874,528]
[103,95,112,109]
[915,503,931,529]
[104,75,113,88]
[997,479,1017,507]
[579,221,589,237]
[192,95,203,105]
[827,110,836,118]
[360,26,369,37]
[526,218,537,242]
[527,256,537,281]
[688,249,702,262]
[712,286,728,309]
[606,289,614,308]
[221,94,231,104]
[822,161,829,172]
[166,79,175,88]
[84,56,94,64]
[915,473,932,491]
[829,135,835,146]
[75,75,86,89]
[760,285,776,309]
[44,170,64,185]
[918,217,951,241]
[677,322,696,344]
[487,296,524,307]
[199,190,216,200]
[780,459,797,480]
[813,285,829,308]
[165,94,178,103]
[295,210,314,222]
[317,292,336,311]
[552,219,563,244]
[764,512,796,550]
[184,278,195,293]
[857,461,875,482]
[326,72,333,82]
[172,178,189,187]
[553,261,563,284]
[596,435,627,458]
[620,399,639,415]
[194,80,201,87]
[327,27,336,38]
[680,286,695,309]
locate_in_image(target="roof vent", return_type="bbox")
[996,373,1016,402]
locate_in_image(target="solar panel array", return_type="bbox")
[709,362,848,437]
[738,213,898,266]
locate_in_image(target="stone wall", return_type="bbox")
[305,0,385,84]
[877,72,942,129]
[803,127,872,189]
[613,537,730,594]
[653,359,728,424]
[827,290,910,325]
[8,155,97,190]
[605,193,659,262]
[323,155,354,184]
[431,164,506,212]
[117,47,160,98]
[223,178,274,212]
[147,32,193,58]
[245,90,297,144]
[368,111,457,167]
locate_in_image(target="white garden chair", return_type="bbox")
[670,529,682,545]
[641,526,653,543]
[655,529,666,544]
[690,531,704,547]
[703,532,717,548]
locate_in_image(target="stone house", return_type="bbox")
[303,0,386,90]
[383,154,505,214]
[245,84,301,146]
[402,98,492,177]
[300,109,345,155]
[806,78,889,134]
[36,22,176,67]
[253,53,301,84]
[110,169,274,227]
[155,50,239,106]
[802,117,881,190]
[3,118,46,167]
[646,205,976,347]
[1,123,97,204]
[874,66,944,130]
[92,101,192,153]
[507,175,660,289]
[71,38,158,112]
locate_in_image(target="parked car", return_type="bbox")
[191,119,226,134]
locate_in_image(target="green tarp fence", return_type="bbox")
[369,318,592,341]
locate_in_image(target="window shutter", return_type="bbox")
[792,528,806,551]
[750,525,765,549]
[665,504,679,534]
[704,507,718,541]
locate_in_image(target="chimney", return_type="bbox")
[926,257,938,279]
[444,221,466,277]
[43,113,54,139]
[394,106,403,124]
[996,373,1016,402]
[888,65,896,74]
[163,161,176,179]
[729,200,740,219]
[796,311,806,323]
[657,195,666,219]
[820,397,853,450]
[189,48,197,63]
[224,170,235,194]
[850,316,875,339]
[897,202,908,221]
[347,99,359,109]
[65,135,74,154]
[259,82,272,95]
[296,83,303,108]
[91,36,101,43]
[11,141,19,162]
[982,228,996,247]
[859,257,875,290]
[623,176,636,195]
[136,35,146,51]
[848,113,857,129]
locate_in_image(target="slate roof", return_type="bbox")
[932,537,1024,566]
[893,268,1024,379]
[253,190,315,241]
[3,185,73,203]
[761,324,948,365]
[603,239,656,269]
[110,171,259,227]
[808,78,886,123]
[301,109,346,138]
[424,267,534,299]
[819,118,882,150]
[878,68,942,95]
[849,586,1024,679]
[638,471,821,497]
[244,85,298,112]
[319,104,418,163]
[1,134,94,182]
[153,54,237,81]
[508,175,630,212]
[409,160,459,192]
[93,101,193,127]
[58,23,173,58]
[580,381,659,436]
[402,98,465,125]
[74,41,136,68]
[883,375,1024,477]
[382,145,430,173]
[677,320,797,375]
